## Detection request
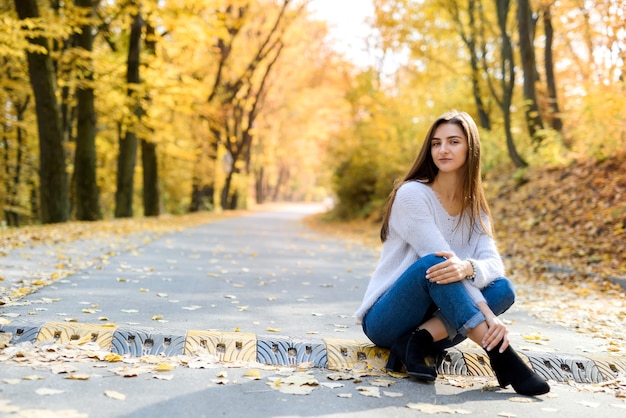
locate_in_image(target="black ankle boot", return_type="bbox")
[487,343,550,396]
[386,329,437,381]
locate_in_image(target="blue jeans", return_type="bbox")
[362,254,515,349]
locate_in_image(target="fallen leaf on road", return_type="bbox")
[65,373,90,380]
[0,332,11,348]
[243,369,262,380]
[104,390,126,400]
[356,386,380,398]
[406,403,471,414]
[153,363,175,372]
[509,397,539,403]
[267,372,319,395]
[2,379,20,385]
[22,375,44,381]
[370,379,395,387]
[36,388,65,396]
[578,400,600,408]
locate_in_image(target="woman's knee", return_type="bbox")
[499,277,516,305]
[418,254,446,269]
[486,277,516,315]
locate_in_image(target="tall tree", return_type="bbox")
[218,0,297,209]
[446,0,491,130]
[141,21,160,217]
[115,8,143,218]
[541,3,563,133]
[487,0,527,167]
[13,0,69,223]
[517,0,544,142]
[188,2,248,212]
[74,0,102,220]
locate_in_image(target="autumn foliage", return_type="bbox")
[489,153,626,282]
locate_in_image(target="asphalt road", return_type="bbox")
[1,204,625,417]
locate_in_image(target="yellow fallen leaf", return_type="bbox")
[154,364,175,372]
[266,327,281,332]
[152,314,163,321]
[104,353,122,362]
[0,332,11,348]
[82,309,96,314]
[243,370,261,380]
[23,375,44,381]
[65,373,90,380]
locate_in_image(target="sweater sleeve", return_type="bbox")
[391,183,487,304]
[466,218,505,290]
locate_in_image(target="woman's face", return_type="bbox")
[430,122,469,174]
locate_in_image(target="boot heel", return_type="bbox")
[385,351,403,372]
[492,368,511,388]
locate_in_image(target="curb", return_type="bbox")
[2,321,625,384]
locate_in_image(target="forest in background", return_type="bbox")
[0,0,624,227]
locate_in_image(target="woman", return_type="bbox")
[355,111,549,396]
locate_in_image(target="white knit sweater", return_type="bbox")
[355,181,505,322]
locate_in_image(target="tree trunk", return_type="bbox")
[543,5,563,133]
[141,22,160,217]
[14,0,69,223]
[141,139,160,216]
[517,0,544,142]
[496,0,527,168]
[458,0,491,130]
[255,166,265,204]
[115,10,143,218]
[74,0,102,221]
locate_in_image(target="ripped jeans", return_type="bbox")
[361,254,515,349]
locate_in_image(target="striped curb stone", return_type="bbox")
[2,321,624,384]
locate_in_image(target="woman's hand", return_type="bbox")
[426,251,472,284]
[483,315,509,353]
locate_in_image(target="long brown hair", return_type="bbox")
[380,111,493,242]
